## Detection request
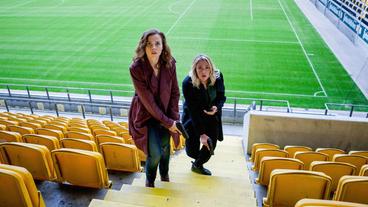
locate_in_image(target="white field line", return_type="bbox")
[167,0,197,35]
[170,36,299,44]
[227,89,326,98]
[277,0,328,97]
[0,77,133,88]
[0,77,325,98]
[168,0,180,15]
[250,0,254,21]
[0,0,33,10]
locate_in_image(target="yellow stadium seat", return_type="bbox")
[316,148,345,161]
[30,119,47,127]
[52,148,112,188]
[333,155,367,174]
[263,169,331,207]
[0,131,23,142]
[67,127,91,134]
[334,176,368,204]
[253,149,288,171]
[0,164,45,207]
[256,157,304,186]
[100,143,142,172]
[359,164,368,176]
[36,128,64,140]
[60,138,98,152]
[349,151,368,158]
[0,124,6,130]
[119,132,134,144]
[294,151,329,170]
[23,134,60,151]
[93,129,117,137]
[295,198,367,207]
[95,135,125,146]
[20,122,42,130]
[250,143,280,162]
[118,121,128,128]
[310,161,356,193]
[65,131,94,141]
[284,145,313,158]
[0,120,18,129]
[0,168,34,207]
[44,124,67,133]
[8,125,35,135]
[0,142,55,180]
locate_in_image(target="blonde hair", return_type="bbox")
[189,54,217,89]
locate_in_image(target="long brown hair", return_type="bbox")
[133,28,173,69]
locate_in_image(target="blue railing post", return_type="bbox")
[110,91,114,103]
[29,101,33,114]
[6,85,11,97]
[109,106,113,121]
[45,87,50,100]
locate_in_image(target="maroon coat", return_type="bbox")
[128,58,180,154]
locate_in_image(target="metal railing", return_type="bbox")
[325,103,368,117]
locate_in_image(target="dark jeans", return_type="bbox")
[145,121,170,183]
[185,118,218,166]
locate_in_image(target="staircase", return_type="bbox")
[89,136,257,207]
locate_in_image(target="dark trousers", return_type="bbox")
[145,121,170,183]
[185,119,218,166]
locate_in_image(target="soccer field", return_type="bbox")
[0,0,367,108]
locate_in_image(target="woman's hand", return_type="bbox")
[168,121,181,134]
[203,106,217,116]
[200,134,210,151]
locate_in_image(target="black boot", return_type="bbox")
[191,161,212,176]
[145,180,155,188]
[160,174,170,182]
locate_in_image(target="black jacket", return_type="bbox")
[181,71,226,141]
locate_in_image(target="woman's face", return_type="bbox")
[195,59,211,84]
[145,34,163,62]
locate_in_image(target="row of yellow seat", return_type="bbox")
[250,143,368,173]
[0,164,46,207]
[249,143,368,206]
[263,169,368,206]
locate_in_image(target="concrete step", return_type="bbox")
[105,189,256,207]
[89,199,145,207]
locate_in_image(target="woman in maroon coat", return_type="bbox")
[128,29,181,188]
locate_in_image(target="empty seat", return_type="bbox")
[65,131,94,141]
[359,164,368,176]
[100,143,142,172]
[36,128,64,140]
[295,198,367,207]
[256,157,303,186]
[95,135,125,146]
[0,164,45,207]
[253,149,288,171]
[120,132,134,144]
[349,151,368,158]
[93,129,117,137]
[0,131,23,142]
[23,134,60,151]
[67,127,91,134]
[8,125,34,135]
[334,176,368,204]
[0,142,55,180]
[0,120,18,129]
[310,161,356,193]
[0,124,6,130]
[250,143,280,162]
[316,148,345,161]
[51,148,112,188]
[294,151,329,170]
[333,154,367,174]
[60,138,98,152]
[284,145,313,158]
[263,169,332,207]
[20,122,42,130]
[44,124,67,134]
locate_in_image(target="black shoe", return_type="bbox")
[191,161,212,176]
[160,174,170,182]
[145,180,155,188]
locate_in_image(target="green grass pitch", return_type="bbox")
[0,0,367,108]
